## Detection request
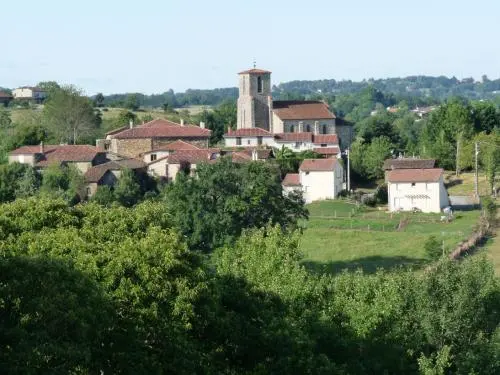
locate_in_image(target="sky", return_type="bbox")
[2,0,499,95]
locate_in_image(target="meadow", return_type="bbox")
[300,200,481,274]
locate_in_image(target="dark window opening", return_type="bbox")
[150,154,157,162]
[321,143,327,147]
[257,76,263,93]
[290,125,295,133]
[306,124,311,132]
[236,137,242,146]
[411,182,416,187]
[257,136,263,145]
[322,125,327,134]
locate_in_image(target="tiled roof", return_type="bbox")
[224,128,273,137]
[274,132,313,142]
[111,119,211,139]
[313,134,338,144]
[0,91,12,98]
[300,158,338,172]
[231,152,253,163]
[272,101,335,120]
[11,144,101,163]
[387,168,443,183]
[240,149,272,159]
[238,68,272,75]
[383,158,436,170]
[157,140,200,151]
[282,173,301,186]
[168,149,218,164]
[105,126,129,136]
[84,159,146,183]
[313,147,340,156]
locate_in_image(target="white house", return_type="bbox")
[282,158,344,203]
[224,128,275,147]
[12,86,47,102]
[387,168,449,213]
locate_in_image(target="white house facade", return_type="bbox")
[387,168,449,213]
[282,159,344,204]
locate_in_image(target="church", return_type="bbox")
[224,67,353,152]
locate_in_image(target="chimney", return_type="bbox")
[200,121,205,129]
[180,119,185,126]
[40,141,44,154]
[314,121,319,135]
[129,119,134,129]
[252,149,258,161]
[298,121,304,133]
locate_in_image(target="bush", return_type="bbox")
[375,184,388,204]
[425,235,443,260]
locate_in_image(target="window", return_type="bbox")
[150,154,157,162]
[104,142,110,151]
[306,124,311,132]
[411,182,416,187]
[247,140,251,145]
[236,137,242,146]
[322,124,327,134]
[257,76,263,93]
[320,143,327,147]
[290,125,295,133]
[295,142,301,148]
[257,136,263,145]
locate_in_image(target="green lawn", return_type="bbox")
[300,200,480,274]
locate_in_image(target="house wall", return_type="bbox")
[388,178,448,213]
[300,170,335,203]
[8,154,36,166]
[113,138,152,158]
[73,161,93,174]
[148,158,169,177]
[283,185,302,196]
[167,163,199,182]
[153,137,209,150]
[224,136,275,148]
[13,88,34,98]
[272,114,336,135]
[143,151,170,163]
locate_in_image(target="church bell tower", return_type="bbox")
[237,67,273,131]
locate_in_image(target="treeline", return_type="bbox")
[91,75,500,109]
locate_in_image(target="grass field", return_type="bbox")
[300,200,480,274]
[444,171,489,196]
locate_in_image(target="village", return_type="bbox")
[6,67,455,215]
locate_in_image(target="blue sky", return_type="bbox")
[2,0,499,95]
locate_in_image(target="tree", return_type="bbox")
[0,110,12,128]
[15,167,40,199]
[163,158,308,251]
[364,136,393,179]
[94,92,105,107]
[124,94,140,111]
[114,168,142,207]
[43,85,98,144]
[36,80,60,94]
[424,235,443,260]
[91,185,115,206]
[0,163,29,203]
[40,163,70,198]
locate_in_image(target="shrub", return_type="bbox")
[425,235,443,260]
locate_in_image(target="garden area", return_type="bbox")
[300,200,481,274]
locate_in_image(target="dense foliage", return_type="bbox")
[1,198,500,374]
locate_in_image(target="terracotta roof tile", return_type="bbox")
[156,140,200,151]
[11,144,102,164]
[313,134,338,144]
[300,158,338,172]
[0,92,12,98]
[313,147,340,156]
[272,101,335,120]
[282,173,301,186]
[225,128,273,137]
[387,168,443,183]
[274,132,313,142]
[383,158,436,170]
[231,152,253,163]
[168,149,218,164]
[84,159,146,183]
[238,68,272,75]
[111,119,211,139]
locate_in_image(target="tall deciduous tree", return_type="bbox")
[43,85,98,144]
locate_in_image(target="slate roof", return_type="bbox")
[383,158,436,170]
[386,168,443,183]
[225,128,273,137]
[272,101,335,120]
[84,159,146,183]
[109,119,211,139]
[282,173,301,186]
[300,158,338,172]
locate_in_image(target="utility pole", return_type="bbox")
[346,148,350,192]
[475,142,479,198]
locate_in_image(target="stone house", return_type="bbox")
[387,168,449,213]
[84,159,147,197]
[97,119,211,158]
[140,140,200,163]
[224,128,276,148]
[282,158,344,203]
[8,144,107,174]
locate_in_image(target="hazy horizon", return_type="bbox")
[3,0,499,95]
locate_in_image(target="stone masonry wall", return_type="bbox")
[115,138,152,158]
[153,138,209,150]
